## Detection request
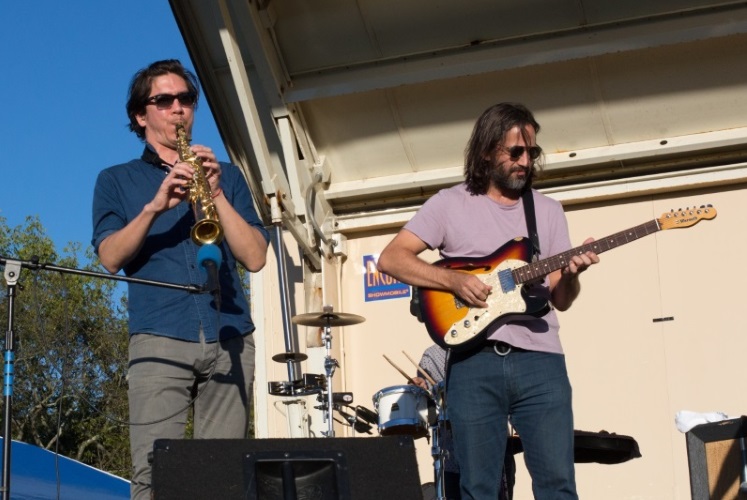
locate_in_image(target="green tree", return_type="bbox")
[0,215,131,478]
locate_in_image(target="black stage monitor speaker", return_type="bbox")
[152,435,423,500]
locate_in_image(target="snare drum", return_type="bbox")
[373,385,430,439]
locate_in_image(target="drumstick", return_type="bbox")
[382,354,417,385]
[402,350,437,387]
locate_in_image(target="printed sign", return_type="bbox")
[363,254,410,302]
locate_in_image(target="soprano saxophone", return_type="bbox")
[176,123,224,245]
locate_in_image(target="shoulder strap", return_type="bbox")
[522,189,540,258]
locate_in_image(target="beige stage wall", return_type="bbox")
[253,183,745,499]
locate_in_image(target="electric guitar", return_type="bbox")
[417,205,717,351]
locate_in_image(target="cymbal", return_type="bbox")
[291,311,365,327]
[271,352,309,363]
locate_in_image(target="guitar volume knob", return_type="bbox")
[450,330,458,338]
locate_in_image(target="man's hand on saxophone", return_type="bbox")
[150,162,193,213]
[188,143,222,197]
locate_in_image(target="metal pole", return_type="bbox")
[322,325,337,437]
[271,198,301,384]
[1,260,21,500]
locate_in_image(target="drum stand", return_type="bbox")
[430,422,448,500]
[429,385,449,500]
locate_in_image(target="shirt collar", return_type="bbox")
[140,144,172,171]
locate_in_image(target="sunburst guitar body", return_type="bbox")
[417,205,717,352]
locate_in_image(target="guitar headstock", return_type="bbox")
[658,204,717,230]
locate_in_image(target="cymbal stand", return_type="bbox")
[320,317,339,437]
[290,308,364,438]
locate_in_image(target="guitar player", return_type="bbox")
[377,102,599,500]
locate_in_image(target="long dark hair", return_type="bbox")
[126,59,200,140]
[464,103,541,195]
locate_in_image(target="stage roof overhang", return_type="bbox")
[169,0,747,266]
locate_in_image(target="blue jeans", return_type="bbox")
[446,346,577,500]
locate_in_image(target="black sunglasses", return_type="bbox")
[145,92,197,110]
[502,145,542,161]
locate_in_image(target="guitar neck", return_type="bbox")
[514,219,661,284]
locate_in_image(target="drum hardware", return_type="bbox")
[351,404,378,426]
[267,372,326,398]
[291,310,365,328]
[271,352,308,363]
[332,392,354,405]
[291,306,365,437]
[302,373,326,390]
[338,402,378,434]
[424,380,450,500]
[268,380,312,397]
[335,404,375,435]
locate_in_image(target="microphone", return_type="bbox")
[197,244,222,294]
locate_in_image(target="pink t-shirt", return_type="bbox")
[404,183,572,354]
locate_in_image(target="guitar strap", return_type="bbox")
[522,188,540,260]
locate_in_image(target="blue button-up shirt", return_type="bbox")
[91,146,269,342]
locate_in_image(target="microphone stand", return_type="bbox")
[0,254,203,500]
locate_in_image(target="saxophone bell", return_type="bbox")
[175,123,224,246]
[191,217,223,246]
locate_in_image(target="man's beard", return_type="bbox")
[491,162,529,193]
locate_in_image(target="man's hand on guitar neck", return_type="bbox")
[562,237,599,276]
[550,236,599,311]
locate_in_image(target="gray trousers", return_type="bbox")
[127,332,256,500]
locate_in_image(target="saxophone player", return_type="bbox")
[91,59,269,500]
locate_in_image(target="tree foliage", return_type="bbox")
[0,215,131,478]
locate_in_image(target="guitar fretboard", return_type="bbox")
[513,219,661,284]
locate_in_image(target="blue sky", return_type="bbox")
[1,2,227,260]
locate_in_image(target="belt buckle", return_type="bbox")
[493,342,512,356]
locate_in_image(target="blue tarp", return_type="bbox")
[0,437,129,500]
